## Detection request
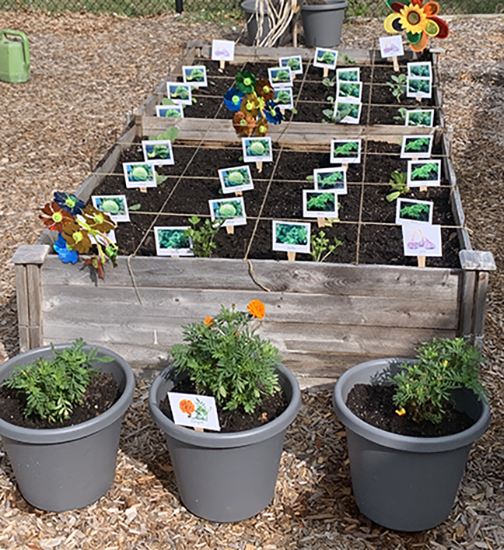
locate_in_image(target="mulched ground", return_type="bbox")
[0,11,503,550]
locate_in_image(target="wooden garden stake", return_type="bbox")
[287,251,296,261]
[140,187,147,193]
[393,56,399,72]
[293,22,298,47]
[416,97,422,103]
[226,225,234,235]
[219,60,226,70]
[417,256,426,267]
[194,427,204,432]
[256,161,263,173]
[235,191,243,197]
[323,67,329,78]
[317,217,326,228]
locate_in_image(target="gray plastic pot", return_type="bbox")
[241,0,292,46]
[0,343,135,512]
[149,363,301,522]
[300,0,348,48]
[333,358,490,531]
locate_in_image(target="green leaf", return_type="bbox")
[129,203,141,211]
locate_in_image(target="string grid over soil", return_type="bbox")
[0,11,504,550]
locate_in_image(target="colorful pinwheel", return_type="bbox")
[384,0,449,52]
[224,70,283,137]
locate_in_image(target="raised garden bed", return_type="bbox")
[12,45,495,387]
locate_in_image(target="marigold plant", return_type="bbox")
[390,337,487,424]
[170,301,280,414]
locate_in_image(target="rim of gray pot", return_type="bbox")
[333,357,491,453]
[0,343,135,444]
[300,0,348,11]
[149,363,301,448]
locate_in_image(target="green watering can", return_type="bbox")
[0,29,30,83]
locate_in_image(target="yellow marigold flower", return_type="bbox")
[247,299,265,319]
[395,407,406,416]
[204,316,214,327]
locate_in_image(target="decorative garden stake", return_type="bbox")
[383,0,449,52]
[40,192,118,279]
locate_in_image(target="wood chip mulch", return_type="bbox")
[0,11,503,550]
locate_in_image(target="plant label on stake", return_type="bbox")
[313,167,347,194]
[242,137,273,172]
[405,109,434,128]
[272,220,311,261]
[268,66,293,89]
[182,65,208,88]
[273,88,294,111]
[314,47,338,77]
[402,224,442,267]
[154,226,194,257]
[212,39,235,70]
[302,190,338,227]
[331,139,361,164]
[379,35,404,72]
[400,135,433,159]
[142,140,175,166]
[168,392,221,432]
[396,198,434,225]
[209,197,247,228]
[407,159,441,190]
[336,68,360,83]
[218,165,254,195]
[279,55,303,76]
[92,195,130,223]
[156,104,184,118]
[123,162,157,190]
[166,82,192,105]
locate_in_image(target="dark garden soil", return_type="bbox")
[346,383,475,438]
[159,376,288,433]
[0,372,120,429]
[92,137,460,268]
[174,57,439,125]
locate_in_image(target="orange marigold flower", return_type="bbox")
[395,407,406,416]
[247,299,265,319]
[204,316,214,327]
[179,399,195,415]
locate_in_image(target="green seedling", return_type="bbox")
[322,76,336,89]
[129,203,141,211]
[310,230,343,262]
[184,215,223,258]
[386,171,409,202]
[161,98,176,106]
[387,74,407,103]
[394,107,408,123]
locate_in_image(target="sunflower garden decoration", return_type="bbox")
[384,0,449,52]
[40,192,118,279]
[223,71,284,138]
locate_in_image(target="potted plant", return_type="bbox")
[300,0,348,48]
[149,300,301,522]
[333,337,490,531]
[0,339,135,511]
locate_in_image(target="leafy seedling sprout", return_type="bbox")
[387,74,407,103]
[386,171,409,202]
[310,230,343,262]
[184,216,223,258]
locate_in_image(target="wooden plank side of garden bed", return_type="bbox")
[41,256,461,300]
[136,116,438,148]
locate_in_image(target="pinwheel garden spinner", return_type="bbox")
[224,71,284,137]
[384,0,449,52]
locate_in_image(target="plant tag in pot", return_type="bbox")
[168,392,221,431]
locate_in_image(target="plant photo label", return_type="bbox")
[336,81,363,104]
[168,392,220,431]
[401,135,433,159]
[396,198,434,225]
[331,139,361,164]
[182,65,208,87]
[92,195,130,223]
[155,104,184,118]
[211,39,235,62]
[154,226,194,257]
[209,197,247,227]
[167,82,192,105]
[405,109,434,127]
[314,48,338,70]
[379,35,404,58]
[406,76,432,99]
[336,67,360,82]
[272,220,311,254]
[313,167,347,193]
[142,140,175,166]
[408,61,432,79]
[407,159,441,187]
[123,162,157,189]
[279,55,303,75]
[268,66,293,88]
[242,137,273,163]
[402,224,442,257]
[334,99,362,124]
[273,87,294,110]
[218,165,254,194]
[303,190,338,218]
